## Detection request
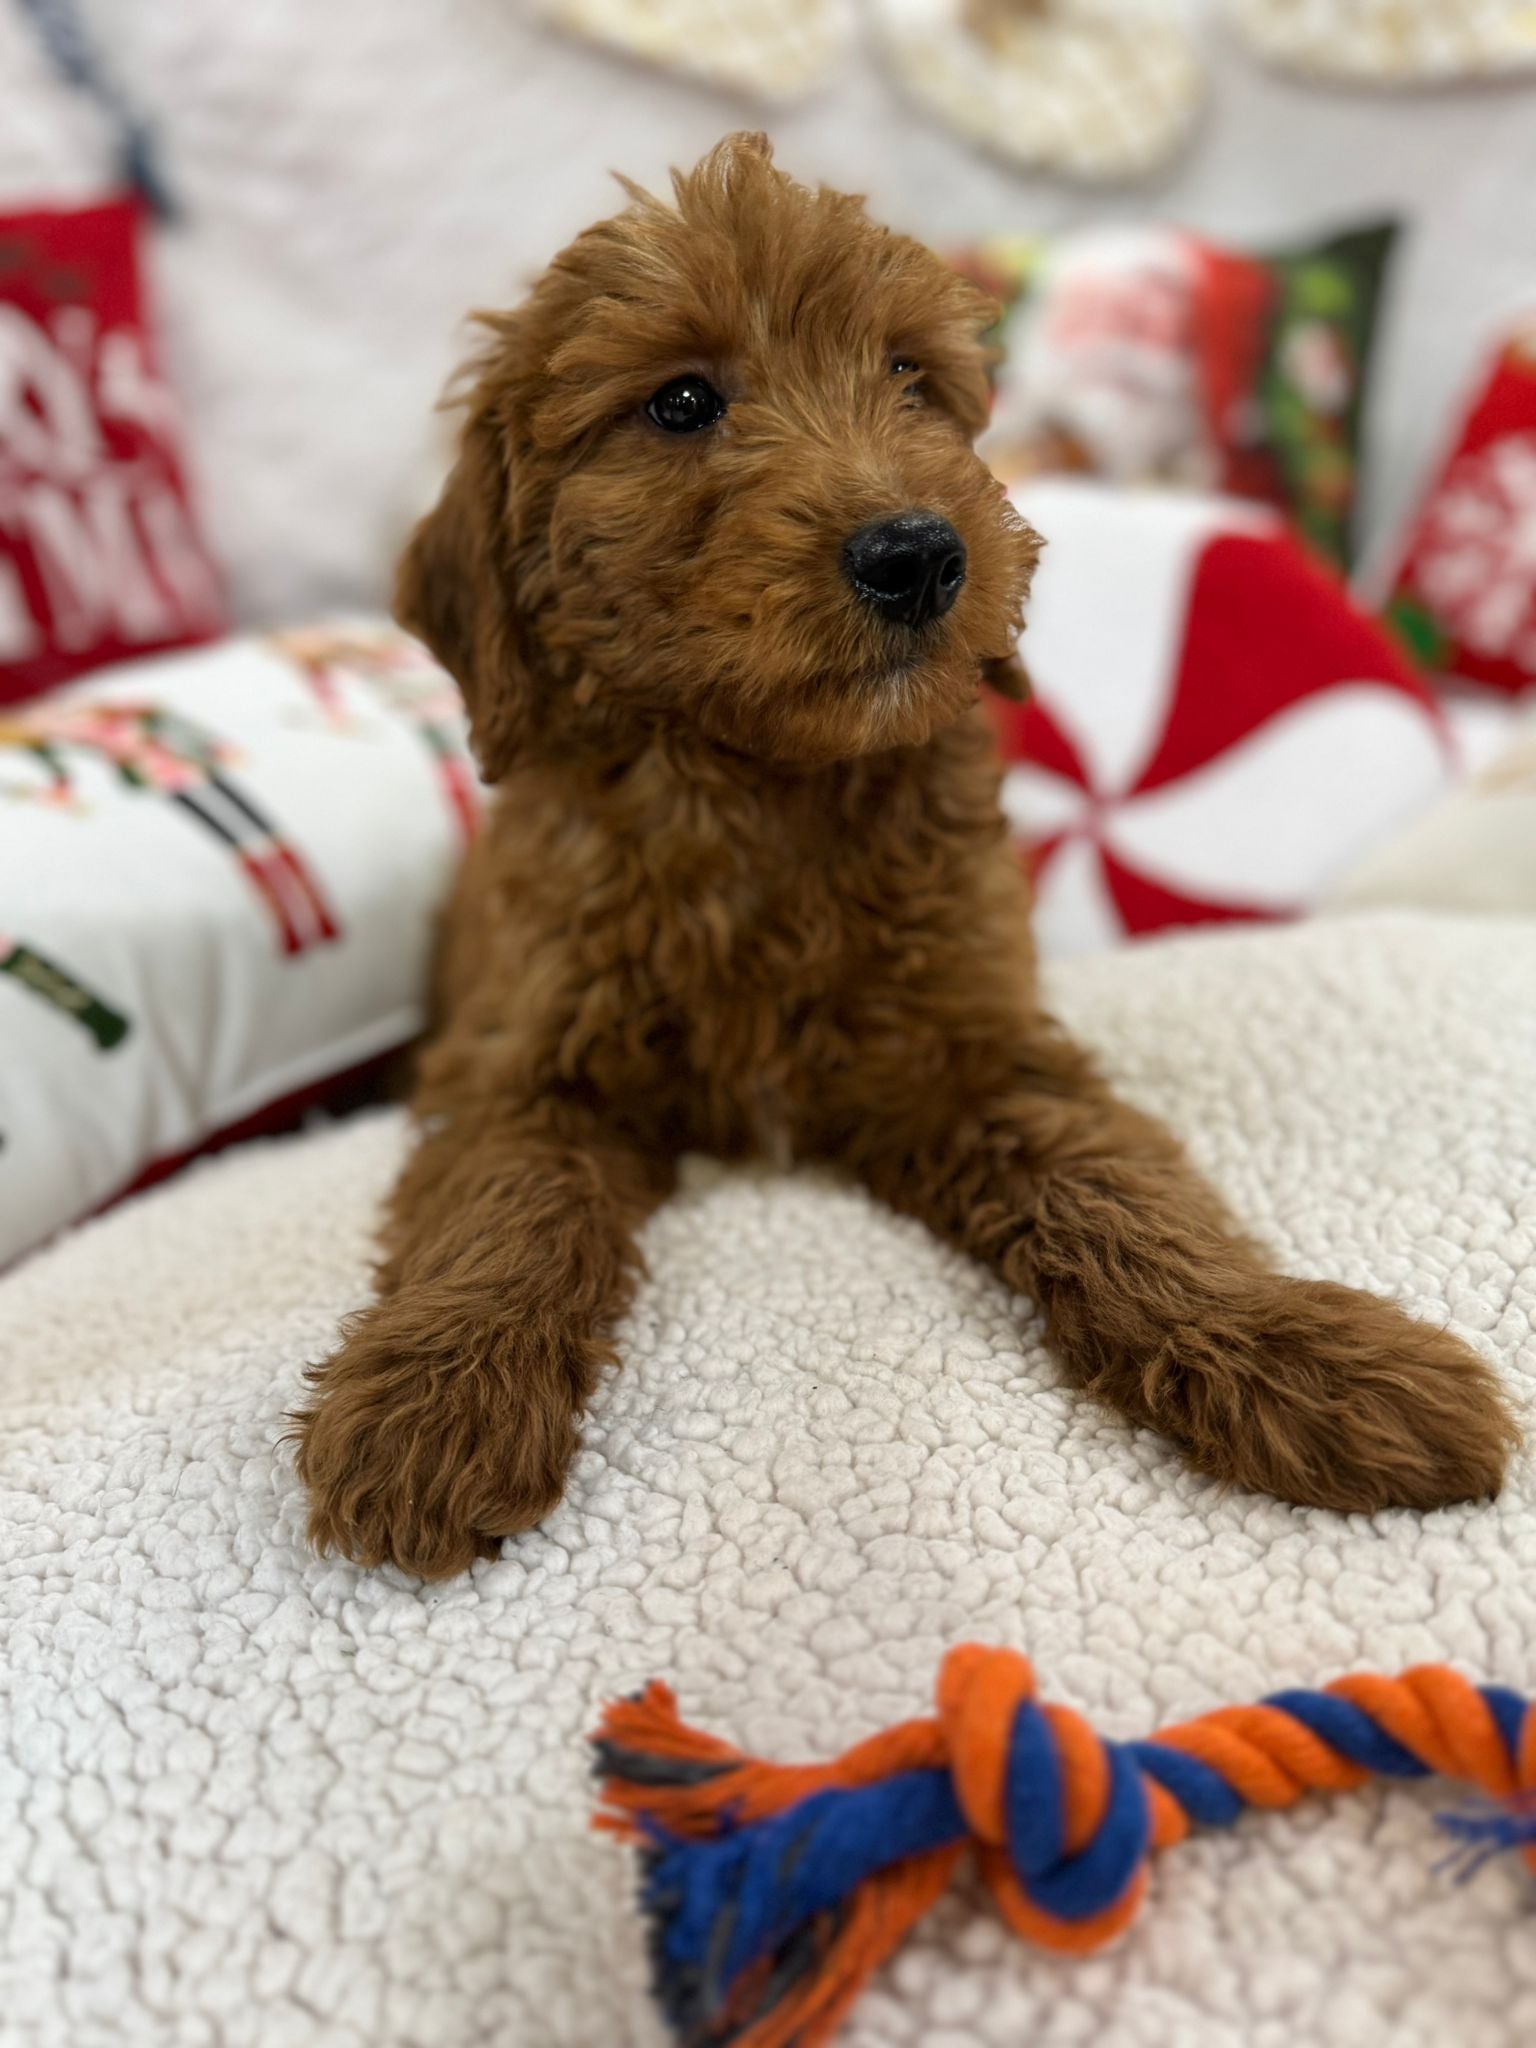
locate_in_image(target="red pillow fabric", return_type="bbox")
[0,196,225,706]
[1386,322,1536,696]
[995,480,1451,955]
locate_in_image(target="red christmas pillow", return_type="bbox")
[0,196,225,706]
[956,221,1396,570]
[1386,322,1536,696]
[996,480,1451,955]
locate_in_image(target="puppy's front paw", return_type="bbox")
[1154,1278,1518,1514]
[293,1311,578,1578]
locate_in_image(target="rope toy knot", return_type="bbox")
[934,1642,1155,1951]
[591,1646,1536,2048]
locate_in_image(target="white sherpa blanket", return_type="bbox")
[3,914,1535,2048]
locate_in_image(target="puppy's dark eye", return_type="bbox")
[646,375,726,434]
[891,355,925,411]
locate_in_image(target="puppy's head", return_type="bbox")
[398,133,1040,777]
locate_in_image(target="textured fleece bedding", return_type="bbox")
[2,912,1534,2048]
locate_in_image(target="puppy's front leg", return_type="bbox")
[822,1028,1516,1513]
[294,1110,673,1578]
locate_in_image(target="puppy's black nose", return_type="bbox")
[842,513,967,629]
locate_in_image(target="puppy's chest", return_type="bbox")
[652,884,852,1157]
[570,833,896,1137]
[526,751,992,1146]
[639,855,853,1043]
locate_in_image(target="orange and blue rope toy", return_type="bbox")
[591,1644,1536,2048]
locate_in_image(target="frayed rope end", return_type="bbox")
[1435,1794,1536,1886]
[592,1694,964,2047]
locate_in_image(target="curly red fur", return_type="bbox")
[293,135,1516,1578]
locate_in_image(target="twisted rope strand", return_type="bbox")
[592,1645,1536,2048]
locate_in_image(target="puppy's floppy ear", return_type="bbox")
[394,413,535,784]
[981,650,1031,702]
[917,277,1005,441]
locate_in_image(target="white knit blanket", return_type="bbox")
[3,913,1534,2048]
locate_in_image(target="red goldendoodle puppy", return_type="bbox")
[295,134,1515,1578]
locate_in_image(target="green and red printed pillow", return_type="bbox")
[0,194,225,705]
[957,220,1396,570]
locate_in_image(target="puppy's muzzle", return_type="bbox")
[842,513,967,631]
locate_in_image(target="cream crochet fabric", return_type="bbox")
[1231,0,1536,83]
[536,0,856,98]
[873,0,1207,180]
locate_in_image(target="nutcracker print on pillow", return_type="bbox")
[0,197,225,704]
[0,627,479,1269]
[0,931,130,1050]
[1,700,339,957]
[272,625,482,846]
